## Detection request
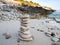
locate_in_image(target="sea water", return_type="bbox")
[48,10,60,18]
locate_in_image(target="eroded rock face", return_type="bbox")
[0,4,21,21]
[17,5,55,15]
[0,0,55,20]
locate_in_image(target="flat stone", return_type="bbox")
[18,36,33,41]
[45,32,51,37]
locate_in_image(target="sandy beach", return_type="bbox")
[0,18,60,45]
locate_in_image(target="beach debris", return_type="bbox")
[3,33,11,39]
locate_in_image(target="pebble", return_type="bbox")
[39,30,44,32]
[45,32,51,37]
[37,29,44,32]
[3,33,11,39]
[37,29,40,31]
[48,28,54,30]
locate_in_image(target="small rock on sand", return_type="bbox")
[45,32,51,37]
[45,32,60,42]
[48,28,54,30]
[37,29,40,31]
[50,33,60,42]
[3,33,11,39]
[37,29,44,32]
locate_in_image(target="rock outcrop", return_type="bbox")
[0,0,55,21]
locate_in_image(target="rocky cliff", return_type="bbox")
[0,0,55,21]
[17,5,55,18]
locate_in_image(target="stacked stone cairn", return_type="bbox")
[19,14,33,41]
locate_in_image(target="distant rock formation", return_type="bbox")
[0,0,55,20]
[17,5,55,18]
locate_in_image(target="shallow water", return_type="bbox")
[48,10,60,18]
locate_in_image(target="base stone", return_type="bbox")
[20,38,33,41]
[19,35,33,41]
[18,31,33,41]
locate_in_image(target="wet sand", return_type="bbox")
[0,18,60,45]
